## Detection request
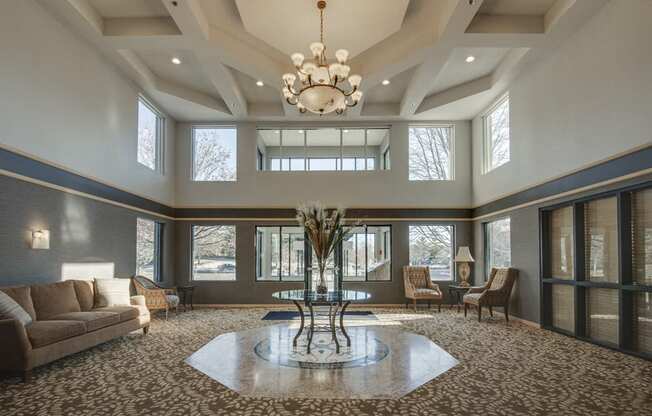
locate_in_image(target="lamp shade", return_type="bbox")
[454,246,474,263]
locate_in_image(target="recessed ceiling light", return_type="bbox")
[298,130,304,134]
[171,57,181,65]
[465,55,475,63]
[256,80,264,87]
[382,79,390,86]
[343,129,349,133]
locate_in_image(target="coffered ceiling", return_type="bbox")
[38,0,609,121]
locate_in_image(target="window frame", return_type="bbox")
[407,124,456,181]
[408,223,456,282]
[136,218,163,282]
[256,127,390,172]
[254,225,307,282]
[253,223,393,283]
[342,224,393,283]
[482,93,510,174]
[191,125,238,182]
[483,216,512,281]
[137,96,165,173]
[539,180,652,361]
[190,224,237,282]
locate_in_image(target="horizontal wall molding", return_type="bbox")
[3,143,652,222]
[174,207,473,221]
[472,144,652,219]
[0,146,175,218]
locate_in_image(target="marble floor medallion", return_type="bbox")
[186,322,458,399]
[254,326,390,369]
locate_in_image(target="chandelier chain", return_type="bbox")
[320,7,324,44]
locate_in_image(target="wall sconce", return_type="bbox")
[32,230,50,250]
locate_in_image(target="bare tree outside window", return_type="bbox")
[137,99,161,171]
[136,218,155,279]
[409,126,453,181]
[192,225,236,281]
[192,127,237,181]
[485,96,510,172]
[409,225,454,281]
[486,218,511,275]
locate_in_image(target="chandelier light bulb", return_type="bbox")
[298,71,308,83]
[340,65,351,78]
[351,90,363,102]
[348,74,362,88]
[309,42,325,58]
[282,87,292,98]
[282,73,297,86]
[302,62,317,75]
[291,53,305,67]
[335,49,349,64]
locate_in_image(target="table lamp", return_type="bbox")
[454,246,475,287]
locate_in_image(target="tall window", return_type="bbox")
[191,225,236,281]
[137,97,164,172]
[485,217,511,277]
[192,127,237,181]
[483,95,510,172]
[257,128,389,172]
[343,226,391,281]
[136,218,162,281]
[408,225,454,281]
[256,226,305,281]
[408,126,454,181]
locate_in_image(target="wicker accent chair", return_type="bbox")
[403,266,443,312]
[463,267,518,322]
[132,276,180,319]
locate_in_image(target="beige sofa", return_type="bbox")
[0,280,150,381]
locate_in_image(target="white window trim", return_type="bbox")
[191,125,238,182]
[408,124,456,181]
[137,96,165,174]
[481,93,510,175]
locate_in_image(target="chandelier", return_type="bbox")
[281,1,362,115]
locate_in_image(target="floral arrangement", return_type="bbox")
[296,201,350,293]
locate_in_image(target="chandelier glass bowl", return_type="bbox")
[282,1,363,115]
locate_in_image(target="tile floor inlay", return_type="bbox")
[185,322,458,399]
[254,325,390,369]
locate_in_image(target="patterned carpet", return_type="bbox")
[1,308,651,416]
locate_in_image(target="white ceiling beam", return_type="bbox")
[457,33,544,48]
[465,15,544,34]
[103,17,181,37]
[399,0,482,117]
[64,0,103,34]
[417,75,492,114]
[117,50,230,114]
[163,0,247,117]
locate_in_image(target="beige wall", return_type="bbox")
[175,121,472,208]
[472,0,652,207]
[0,0,175,205]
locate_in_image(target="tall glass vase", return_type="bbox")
[316,264,328,294]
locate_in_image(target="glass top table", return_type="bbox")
[272,290,371,354]
[272,289,371,303]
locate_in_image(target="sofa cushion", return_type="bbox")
[30,281,81,320]
[94,278,131,307]
[93,306,140,322]
[0,286,36,320]
[26,320,86,348]
[72,280,95,311]
[0,291,33,326]
[48,311,120,332]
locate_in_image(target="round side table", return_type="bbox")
[177,286,196,311]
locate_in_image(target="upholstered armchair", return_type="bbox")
[403,266,443,312]
[132,276,180,319]
[463,267,518,322]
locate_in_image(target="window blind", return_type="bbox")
[586,288,619,345]
[552,284,574,333]
[550,206,574,280]
[585,197,619,283]
[632,188,652,285]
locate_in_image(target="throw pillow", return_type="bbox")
[0,291,33,326]
[94,278,131,307]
